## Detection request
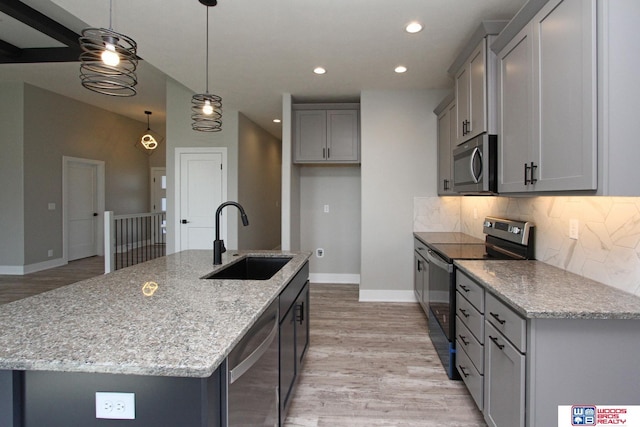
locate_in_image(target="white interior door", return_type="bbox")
[177,150,225,250]
[67,161,98,260]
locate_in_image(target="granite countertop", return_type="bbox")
[414,232,484,245]
[0,250,310,378]
[455,260,640,320]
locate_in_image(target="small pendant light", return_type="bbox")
[191,0,223,132]
[79,0,138,97]
[137,111,164,154]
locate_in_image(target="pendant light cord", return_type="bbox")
[205,6,210,94]
[108,0,113,30]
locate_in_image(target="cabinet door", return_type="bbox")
[294,110,327,162]
[326,110,359,162]
[279,307,297,424]
[414,254,423,302]
[296,282,310,365]
[455,66,470,144]
[497,24,534,193]
[437,101,456,195]
[530,0,597,191]
[484,322,525,427]
[468,40,487,140]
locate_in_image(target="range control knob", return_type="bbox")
[484,221,493,228]
[511,226,521,234]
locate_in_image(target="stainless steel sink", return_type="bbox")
[204,256,292,280]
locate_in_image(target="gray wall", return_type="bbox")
[237,113,282,250]
[165,78,239,254]
[300,166,361,276]
[0,83,25,267]
[360,89,448,300]
[0,83,156,269]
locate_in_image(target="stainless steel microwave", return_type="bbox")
[452,134,497,194]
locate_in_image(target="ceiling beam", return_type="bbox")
[0,38,21,58]
[0,0,81,48]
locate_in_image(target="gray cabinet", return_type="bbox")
[455,40,488,144]
[435,95,456,195]
[293,107,360,163]
[483,294,526,427]
[279,263,310,425]
[413,238,429,313]
[496,0,597,193]
[448,21,506,146]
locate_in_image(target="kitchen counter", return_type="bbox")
[414,231,484,245]
[455,259,640,320]
[0,250,311,378]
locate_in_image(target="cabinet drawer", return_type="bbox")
[456,270,484,312]
[485,293,526,352]
[456,316,483,374]
[456,344,483,411]
[456,292,484,343]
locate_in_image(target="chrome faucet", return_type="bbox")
[213,201,249,264]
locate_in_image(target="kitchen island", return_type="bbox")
[454,260,640,427]
[0,250,310,427]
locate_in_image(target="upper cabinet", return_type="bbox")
[449,21,507,146]
[293,104,360,164]
[435,94,456,195]
[494,0,597,193]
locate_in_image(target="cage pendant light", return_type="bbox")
[79,0,138,97]
[191,0,222,132]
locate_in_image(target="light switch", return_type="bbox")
[48,203,56,211]
[569,219,579,240]
[323,204,330,213]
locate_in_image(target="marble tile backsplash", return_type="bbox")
[414,196,640,297]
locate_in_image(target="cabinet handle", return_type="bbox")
[443,179,449,191]
[459,308,470,318]
[417,260,422,272]
[489,335,505,350]
[462,120,466,136]
[530,161,538,184]
[458,334,469,346]
[489,311,506,325]
[459,284,470,293]
[295,302,305,324]
[458,365,470,378]
[327,147,330,159]
[524,163,530,185]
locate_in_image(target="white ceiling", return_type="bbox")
[2,0,527,137]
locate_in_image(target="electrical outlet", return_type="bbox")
[323,204,330,213]
[316,248,324,258]
[96,392,135,420]
[569,219,579,240]
[47,249,53,257]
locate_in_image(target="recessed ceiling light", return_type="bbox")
[313,67,327,75]
[395,66,408,73]
[405,22,423,34]
[273,119,282,123]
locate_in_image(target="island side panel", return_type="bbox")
[22,369,222,427]
[527,318,640,427]
[0,370,22,427]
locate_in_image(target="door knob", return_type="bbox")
[93,212,98,216]
[181,219,189,224]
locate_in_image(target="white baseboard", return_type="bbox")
[309,273,360,284]
[0,258,67,275]
[358,289,418,303]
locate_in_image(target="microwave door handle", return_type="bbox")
[470,147,482,183]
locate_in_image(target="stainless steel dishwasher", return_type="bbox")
[225,299,279,426]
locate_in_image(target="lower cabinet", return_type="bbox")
[484,321,525,427]
[414,238,429,313]
[279,264,310,426]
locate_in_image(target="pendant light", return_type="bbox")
[138,111,163,154]
[79,0,138,97]
[191,0,223,132]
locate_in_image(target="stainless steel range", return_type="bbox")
[414,217,534,379]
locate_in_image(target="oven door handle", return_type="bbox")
[426,250,453,273]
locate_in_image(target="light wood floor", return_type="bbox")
[0,263,485,426]
[284,284,486,427]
